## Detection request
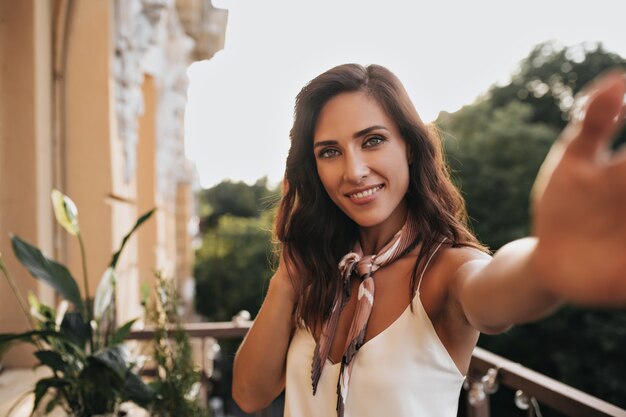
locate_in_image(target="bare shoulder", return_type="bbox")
[418,244,491,316]
[436,245,492,280]
[431,245,492,312]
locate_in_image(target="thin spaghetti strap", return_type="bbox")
[416,238,447,293]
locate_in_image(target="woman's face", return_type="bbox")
[313,91,410,231]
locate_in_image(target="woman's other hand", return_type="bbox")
[531,70,626,305]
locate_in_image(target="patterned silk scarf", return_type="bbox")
[311,214,420,417]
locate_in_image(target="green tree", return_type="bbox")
[441,101,555,250]
[489,40,626,130]
[440,41,626,251]
[194,178,279,320]
[197,177,279,231]
[195,211,276,321]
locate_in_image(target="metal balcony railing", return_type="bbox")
[128,321,626,417]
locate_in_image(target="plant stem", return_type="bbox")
[76,232,94,351]
[107,284,117,345]
[0,260,35,330]
[76,232,90,310]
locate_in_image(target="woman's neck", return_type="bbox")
[358,202,409,254]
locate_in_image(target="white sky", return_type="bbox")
[184,0,626,189]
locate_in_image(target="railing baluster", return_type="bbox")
[467,398,490,417]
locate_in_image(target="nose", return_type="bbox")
[343,150,370,184]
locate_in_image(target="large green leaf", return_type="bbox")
[0,330,85,369]
[121,371,154,407]
[10,234,84,311]
[44,395,62,414]
[109,209,155,269]
[33,377,69,414]
[91,345,127,380]
[60,311,90,350]
[34,350,68,374]
[109,318,137,346]
[78,362,119,415]
[0,330,76,360]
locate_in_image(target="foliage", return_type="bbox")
[144,272,211,417]
[488,40,626,131]
[439,40,626,250]
[487,40,626,149]
[0,191,155,416]
[440,100,556,249]
[195,211,276,321]
[197,177,279,232]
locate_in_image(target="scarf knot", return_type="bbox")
[339,252,360,279]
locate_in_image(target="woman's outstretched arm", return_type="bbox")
[455,70,626,333]
[232,260,296,412]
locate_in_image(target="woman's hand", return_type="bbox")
[531,71,626,305]
[232,253,297,413]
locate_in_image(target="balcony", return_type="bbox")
[1,320,624,416]
[125,321,626,417]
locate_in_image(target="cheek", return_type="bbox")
[391,149,411,191]
[316,162,338,191]
[315,164,338,205]
[401,166,410,194]
[317,169,349,214]
[391,162,410,194]
[396,158,411,197]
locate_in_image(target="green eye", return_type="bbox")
[363,136,385,148]
[319,148,340,159]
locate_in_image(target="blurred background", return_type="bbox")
[1,0,625,416]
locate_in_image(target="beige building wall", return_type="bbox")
[63,0,119,310]
[63,0,143,324]
[0,0,227,368]
[176,182,193,284]
[176,182,195,315]
[0,0,55,366]
[137,75,158,294]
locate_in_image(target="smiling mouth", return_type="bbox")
[347,185,384,199]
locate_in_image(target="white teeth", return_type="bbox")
[349,185,382,199]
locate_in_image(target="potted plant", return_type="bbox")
[0,190,155,416]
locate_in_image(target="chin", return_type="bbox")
[345,211,390,229]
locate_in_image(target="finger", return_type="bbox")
[567,71,626,159]
[530,139,566,204]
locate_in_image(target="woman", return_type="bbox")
[232,64,626,417]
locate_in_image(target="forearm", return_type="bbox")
[458,238,564,334]
[232,275,295,412]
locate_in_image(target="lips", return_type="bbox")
[346,184,384,199]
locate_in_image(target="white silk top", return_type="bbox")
[284,292,466,417]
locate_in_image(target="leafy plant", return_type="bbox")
[144,272,211,417]
[0,190,156,416]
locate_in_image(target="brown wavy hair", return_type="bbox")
[275,63,486,331]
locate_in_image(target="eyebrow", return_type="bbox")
[313,125,389,149]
